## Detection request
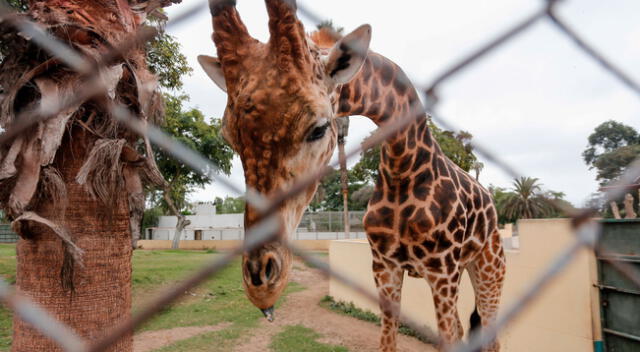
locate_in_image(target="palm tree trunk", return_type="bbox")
[1,1,171,350]
[13,128,132,351]
[336,117,350,239]
[338,141,350,239]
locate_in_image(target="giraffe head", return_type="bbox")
[198,0,371,318]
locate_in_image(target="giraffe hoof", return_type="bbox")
[261,306,275,322]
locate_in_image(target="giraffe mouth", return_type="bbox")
[261,306,275,322]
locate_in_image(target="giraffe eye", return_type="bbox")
[306,122,330,142]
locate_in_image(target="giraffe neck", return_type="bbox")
[336,52,441,179]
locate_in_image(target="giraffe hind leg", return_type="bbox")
[425,266,464,350]
[372,259,404,352]
[467,230,506,352]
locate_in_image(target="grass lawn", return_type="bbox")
[270,325,348,352]
[0,245,303,352]
[0,244,15,351]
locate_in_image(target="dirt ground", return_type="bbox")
[133,259,435,351]
[133,324,231,352]
[233,262,435,352]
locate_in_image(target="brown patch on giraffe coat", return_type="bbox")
[367,232,395,255]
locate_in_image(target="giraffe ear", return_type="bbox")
[325,24,372,85]
[198,55,227,92]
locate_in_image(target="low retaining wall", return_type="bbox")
[137,239,332,251]
[329,219,601,351]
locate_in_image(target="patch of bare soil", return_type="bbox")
[133,323,231,352]
[233,259,436,352]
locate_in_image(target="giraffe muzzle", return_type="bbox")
[261,306,275,322]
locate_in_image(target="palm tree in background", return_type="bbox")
[501,177,554,220]
[472,161,484,181]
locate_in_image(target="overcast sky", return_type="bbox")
[164,0,640,207]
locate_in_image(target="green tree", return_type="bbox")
[351,144,380,184]
[351,185,374,210]
[146,31,192,91]
[583,120,640,185]
[152,93,233,212]
[543,191,573,218]
[591,145,640,185]
[430,123,477,172]
[215,196,246,214]
[311,169,367,211]
[142,206,163,236]
[501,177,554,220]
[489,185,516,225]
[492,182,571,223]
[146,93,234,248]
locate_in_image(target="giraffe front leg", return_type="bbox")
[372,259,404,352]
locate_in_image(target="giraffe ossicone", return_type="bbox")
[200,1,505,351]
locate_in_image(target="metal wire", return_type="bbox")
[1,0,640,351]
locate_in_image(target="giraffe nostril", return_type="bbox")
[246,260,263,286]
[265,257,275,281]
[250,270,262,286]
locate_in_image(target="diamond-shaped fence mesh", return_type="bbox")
[0,0,640,351]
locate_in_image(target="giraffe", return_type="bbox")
[198,1,506,351]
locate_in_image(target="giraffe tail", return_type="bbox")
[469,306,481,336]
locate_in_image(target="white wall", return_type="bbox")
[148,227,367,241]
[157,213,244,229]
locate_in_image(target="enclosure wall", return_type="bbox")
[329,219,600,352]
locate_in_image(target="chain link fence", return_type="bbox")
[0,0,639,351]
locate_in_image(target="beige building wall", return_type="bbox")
[498,223,513,238]
[329,219,600,351]
[138,239,332,251]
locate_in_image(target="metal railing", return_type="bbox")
[0,225,17,243]
[0,0,640,351]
